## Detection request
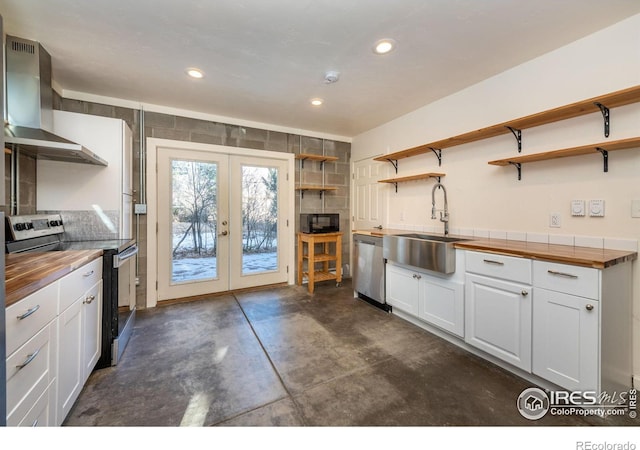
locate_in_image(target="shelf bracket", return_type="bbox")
[299,157,306,169]
[383,158,399,173]
[429,148,442,166]
[509,162,522,180]
[595,147,609,172]
[392,182,398,193]
[506,127,522,153]
[594,102,610,138]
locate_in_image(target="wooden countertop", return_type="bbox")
[5,250,103,307]
[352,229,637,269]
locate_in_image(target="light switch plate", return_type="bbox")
[589,199,605,217]
[134,203,147,214]
[571,200,585,217]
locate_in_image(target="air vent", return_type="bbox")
[10,40,36,54]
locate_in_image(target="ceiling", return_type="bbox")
[1,0,639,139]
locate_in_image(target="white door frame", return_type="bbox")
[146,138,295,308]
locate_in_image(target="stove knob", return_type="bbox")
[25,223,34,230]
[14,223,25,231]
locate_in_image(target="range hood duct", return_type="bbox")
[4,35,107,166]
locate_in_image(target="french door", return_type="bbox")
[156,146,290,301]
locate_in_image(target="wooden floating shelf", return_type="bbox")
[488,136,640,180]
[374,85,640,163]
[295,185,338,198]
[295,153,339,162]
[379,173,446,192]
[295,185,338,191]
[379,173,446,184]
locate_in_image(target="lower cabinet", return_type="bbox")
[464,273,532,372]
[5,256,103,426]
[532,287,598,392]
[386,262,464,337]
[57,264,102,425]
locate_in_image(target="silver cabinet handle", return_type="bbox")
[83,270,94,277]
[483,259,504,265]
[547,270,578,279]
[586,304,594,311]
[521,290,529,296]
[17,305,40,320]
[16,348,40,370]
[32,419,38,427]
[219,230,228,236]
[412,274,422,280]
[84,295,96,305]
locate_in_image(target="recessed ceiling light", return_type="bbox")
[373,39,396,55]
[310,98,323,106]
[186,68,204,79]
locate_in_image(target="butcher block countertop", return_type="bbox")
[5,250,103,307]
[353,229,637,269]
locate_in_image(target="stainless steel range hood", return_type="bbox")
[4,35,107,166]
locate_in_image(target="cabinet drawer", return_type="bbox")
[465,251,532,284]
[6,322,56,425]
[59,258,102,311]
[6,282,58,356]
[533,261,599,300]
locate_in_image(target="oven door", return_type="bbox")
[114,244,137,309]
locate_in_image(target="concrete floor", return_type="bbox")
[63,279,633,427]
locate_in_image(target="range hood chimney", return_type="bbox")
[4,35,107,166]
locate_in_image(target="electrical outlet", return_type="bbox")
[631,200,640,218]
[549,213,561,228]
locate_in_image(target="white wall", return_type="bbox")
[352,14,640,382]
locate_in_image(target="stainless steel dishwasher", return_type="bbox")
[353,234,388,311]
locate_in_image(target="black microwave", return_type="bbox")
[300,213,339,234]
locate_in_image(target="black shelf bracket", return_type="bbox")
[506,126,522,152]
[594,102,610,138]
[383,158,399,173]
[595,147,609,172]
[435,176,442,183]
[392,182,398,193]
[299,158,306,169]
[509,162,522,180]
[429,148,442,166]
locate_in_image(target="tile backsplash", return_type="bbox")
[39,210,120,241]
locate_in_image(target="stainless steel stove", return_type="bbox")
[6,213,138,368]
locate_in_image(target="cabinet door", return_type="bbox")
[533,288,599,392]
[421,277,464,338]
[82,281,103,383]
[57,298,83,424]
[386,264,420,316]
[465,273,532,372]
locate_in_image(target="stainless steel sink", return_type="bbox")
[395,233,468,243]
[383,234,469,274]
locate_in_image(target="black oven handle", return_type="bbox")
[113,244,139,268]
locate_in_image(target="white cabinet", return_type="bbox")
[530,259,629,394]
[533,287,598,392]
[386,263,420,316]
[37,111,133,239]
[464,251,532,372]
[386,260,464,337]
[5,257,103,426]
[57,258,102,425]
[5,284,58,427]
[465,273,532,372]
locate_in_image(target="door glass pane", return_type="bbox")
[241,165,278,274]
[171,159,218,283]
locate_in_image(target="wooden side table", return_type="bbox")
[297,232,343,294]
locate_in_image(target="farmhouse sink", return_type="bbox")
[383,233,469,274]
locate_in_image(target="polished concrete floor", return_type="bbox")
[64,279,633,427]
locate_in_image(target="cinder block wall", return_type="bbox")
[54,95,351,307]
